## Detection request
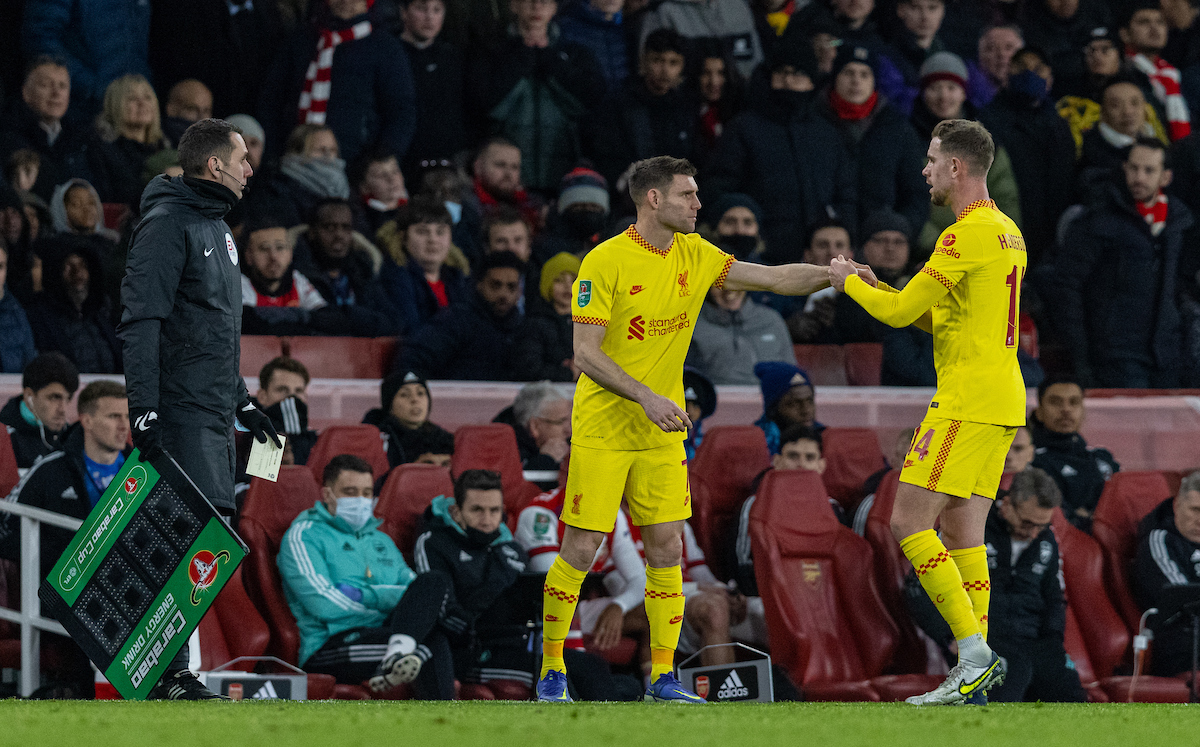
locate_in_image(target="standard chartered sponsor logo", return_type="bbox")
[647,311,690,336]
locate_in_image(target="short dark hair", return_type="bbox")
[627,156,697,204]
[453,469,503,507]
[1037,375,1083,402]
[778,424,823,455]
[478,250,526,278]
[805,218,852,249]
[349,146,399,190]
[322,454,374,487]
[931,119,995,177]
[259,356,311,390]
[1008,466,1062,510]
[1120,0,1163,30]
[178,118,238,177]
[482,204,529,240]
[77,380,126,415]
[311,197,353,225]
[1128,136,1172,169]
[1011,45,1050,68]
[644,28,687,57]
[244,214,288,236]
[22,352,80,396]
[399,195,453,231]
[476,136,519,164]
[24,55,68,85]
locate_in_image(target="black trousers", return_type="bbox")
[988,635,1088,703]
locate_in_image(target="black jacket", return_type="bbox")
[119,176,250,423]
[593,79,699,186]
[401,37,468,173]
[979,90,1077,260]
[396,292,524,380]
[1029,412,1119,531]
[0,395,68,471]
[26,239,122,374]
[703,81,856,263]
[0,425,131,580]
[362,408,455,468]
[815,91,929,242]
[907,504,1065,644]
[1132,497,1200,676]
[1053,182,1192,387]
[511,303,574,382]
[295,237,401,337]
[0,104,105,202]
[413,498,531,631]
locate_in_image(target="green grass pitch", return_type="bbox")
[2,701,1197,747]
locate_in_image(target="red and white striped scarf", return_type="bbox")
[1128,52,1191,141]
[1136,190,1169,237]
[297,19,372,125]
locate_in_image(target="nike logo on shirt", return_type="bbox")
[204,246,216,256]
[630,285,644,295]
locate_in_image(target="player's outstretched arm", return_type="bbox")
[832,256,948,328]
[573,322,692,434]
[719,260,831,295]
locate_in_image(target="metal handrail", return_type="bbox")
[0,499,82,697]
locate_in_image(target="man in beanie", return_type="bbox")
[1020,0,1112,96]
[540,167,611,260]
[594,29,698,186]
[703,192,766,260]
[705,41,856,264]
[682,367,716,460]
[817,44,930,243]
[513,252,582,382]
[753,361,821,454]
[363,370,455,467]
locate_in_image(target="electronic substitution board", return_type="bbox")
[39,449,247,700]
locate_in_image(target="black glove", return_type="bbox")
[129,407,164,461]
[237,400,282,448]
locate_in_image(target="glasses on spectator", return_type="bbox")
[1011,510,1051,533]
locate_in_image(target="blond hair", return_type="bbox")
[98,74,165,146]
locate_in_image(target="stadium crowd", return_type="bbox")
[0,0,1198,386]
[0,0,1199,703]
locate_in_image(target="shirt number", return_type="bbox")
[912,428,935,461]
[1005,265,1024,349]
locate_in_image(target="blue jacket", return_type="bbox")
[260,14,417,165]
[0,291,36,374]
[277,501,417,666]
[22,0,151,117]
[379,259,469,336]
[557,0,628,91]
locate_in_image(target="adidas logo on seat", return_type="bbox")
[252,681,279,699]
[716,670,749,699]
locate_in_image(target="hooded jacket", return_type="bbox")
[119,175,250,421]
[686,296,796,385]
[0,394,70,471]
[1029,412,1119,530]
[26,241,122,374]
[413,496,529,632]
[277,500,417,666]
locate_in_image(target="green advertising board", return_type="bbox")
[39,450,247,700]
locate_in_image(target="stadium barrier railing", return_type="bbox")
[0,499,81,697]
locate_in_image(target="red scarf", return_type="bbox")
[473,177,541,231]
[1127,50,1191,141]
[298,19,373,125]
[1136,191,1169,237]
[829,89,878,121]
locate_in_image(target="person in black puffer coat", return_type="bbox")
[363,370,455,468]
[512,252,579,382]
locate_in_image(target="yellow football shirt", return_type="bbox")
[845,199,1027,426]
[571,226,735,451]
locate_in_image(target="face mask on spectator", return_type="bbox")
[1007,70,1049,103]
[563,209,606,239]
[444,201,463,224]
[336,496,376,530]
[721,234,758,259]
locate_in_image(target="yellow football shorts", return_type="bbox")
[899,417,1017,500]
[562,441,692,531]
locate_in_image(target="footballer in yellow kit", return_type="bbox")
[537,156,832,704]
[566,225,734,531]
[833,119,1024,705]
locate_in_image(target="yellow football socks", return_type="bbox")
[951,545,991,640]
[645,564,685,681]
[899,529,981,642]
[541,556,586,677]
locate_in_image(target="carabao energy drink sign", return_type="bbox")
[39,450,247,700]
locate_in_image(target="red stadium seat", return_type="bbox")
[821,428,886,512]
[1051,509,1187,702]
[792,345,848,386]
[198,566,270,672]
[287,337,393,379]
[452,424,541,520]
[240,336,285,378]
[102,202,129,232]
[749,470,941,701]
[1063,605,1109,701]
[1091,471,1173,631]
[376,463,454,559]
[238,467,322,665]
[859,470,930,674]
[307,425,390,484]
[843,343,883,386]
[690,426,771,580]
[0,427,19,501]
